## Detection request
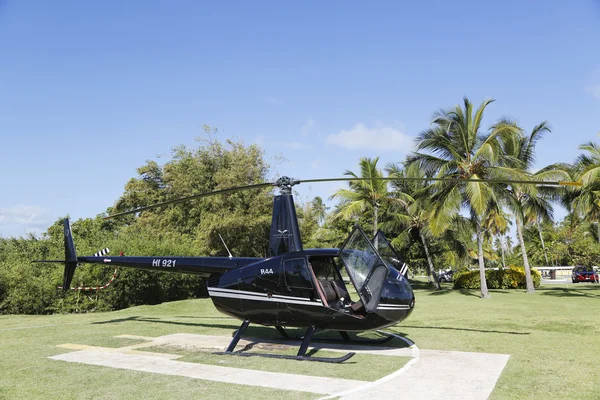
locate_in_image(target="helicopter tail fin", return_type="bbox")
[33,218,78,290]
[62,218,78,290]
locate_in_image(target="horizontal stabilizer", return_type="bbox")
[93,248,110,257]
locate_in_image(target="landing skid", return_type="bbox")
[277,328,394,345]
[216,320,356,363]
[214,350,355,363]
[318,330,395,344]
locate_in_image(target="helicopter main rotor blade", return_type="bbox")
[298,177,582,187]
[104,182,274,219]
[104,175,581,219]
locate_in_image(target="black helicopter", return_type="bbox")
[36,175,578,363]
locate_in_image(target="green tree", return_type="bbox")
[310,196,328,227]
[385,163,442,289]
[409,97,517,298]
[114,137,272,257]
[330,157,400,236]
[498,121,569,292]
[484,207,510,269]
[572,142,600,243]
[298,197,330,249]
[493,236,506,269]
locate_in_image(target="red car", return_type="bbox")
[571,266,599,283]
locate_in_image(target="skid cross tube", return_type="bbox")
[226,320,250,352]
[285,330,394,345]
[297,325,316,357]
[217,322,355,363]
[275,326,289,338]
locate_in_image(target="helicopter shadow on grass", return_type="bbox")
[410,284,508,298]
[397,325,530,335]
[408,280,478,296]
[410,280,513,297]
[539,286,600,299]
[91,316,143,325]
[174,316,235,319]
[91,316,308,340]
[426,288,482,297]
[92,316,242,332]
[90,315,413,348]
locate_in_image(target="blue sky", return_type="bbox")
[1,1,599,237]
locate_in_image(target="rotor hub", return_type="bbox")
[274,176,300,194]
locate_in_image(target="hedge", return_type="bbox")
[453,265,541,290]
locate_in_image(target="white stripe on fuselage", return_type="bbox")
[208,287,323,307]
[376,304,411,310]
[208,287,321,302]
[209,291,323,307]
[208,287,409,311]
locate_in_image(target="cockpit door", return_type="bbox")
[339,226,389,312]
[372,230,409,277]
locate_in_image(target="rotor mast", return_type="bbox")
[268,177,303,257]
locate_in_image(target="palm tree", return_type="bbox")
[572,142,600,243]
[310,196,328,227]
[504,235,513,257]
[385,163,441,289]
[535,221,550,265]
[497,121,569,293]
[493,236,506,269]
[523,223,554,266]
[409,97,518,298]
[485,208,510,269]
[330,157,400,236]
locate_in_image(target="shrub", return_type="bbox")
[453,265,541,290]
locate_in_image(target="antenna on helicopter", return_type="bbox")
[218,233,234,259]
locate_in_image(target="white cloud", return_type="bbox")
[284,141,314,150]
[0,205,48,225]
[325,123,414,152]
[586,84,600,99]
[300,118,316,137]
[0,205,50,238]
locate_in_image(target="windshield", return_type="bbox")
[372,230,405,271]
[339,227,383,289]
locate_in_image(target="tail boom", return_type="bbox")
[34,219,262,289]
[75,256,262,278]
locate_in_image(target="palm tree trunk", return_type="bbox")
[419,230,440,290]
[476,223,490,298]
[500,240,506,269]
[516,218,535,293]
[373,204,378,237]
[537,222,549,265]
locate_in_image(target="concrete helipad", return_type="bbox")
[49,333,510,399]
[332,349,510,400]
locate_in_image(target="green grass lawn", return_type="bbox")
[392,281,600,399]
[1,283,599,399]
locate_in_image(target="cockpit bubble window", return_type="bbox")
[339,226,390,312]
[372,230,405,271]
[340,228,382,289]
[284,258,313,289]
